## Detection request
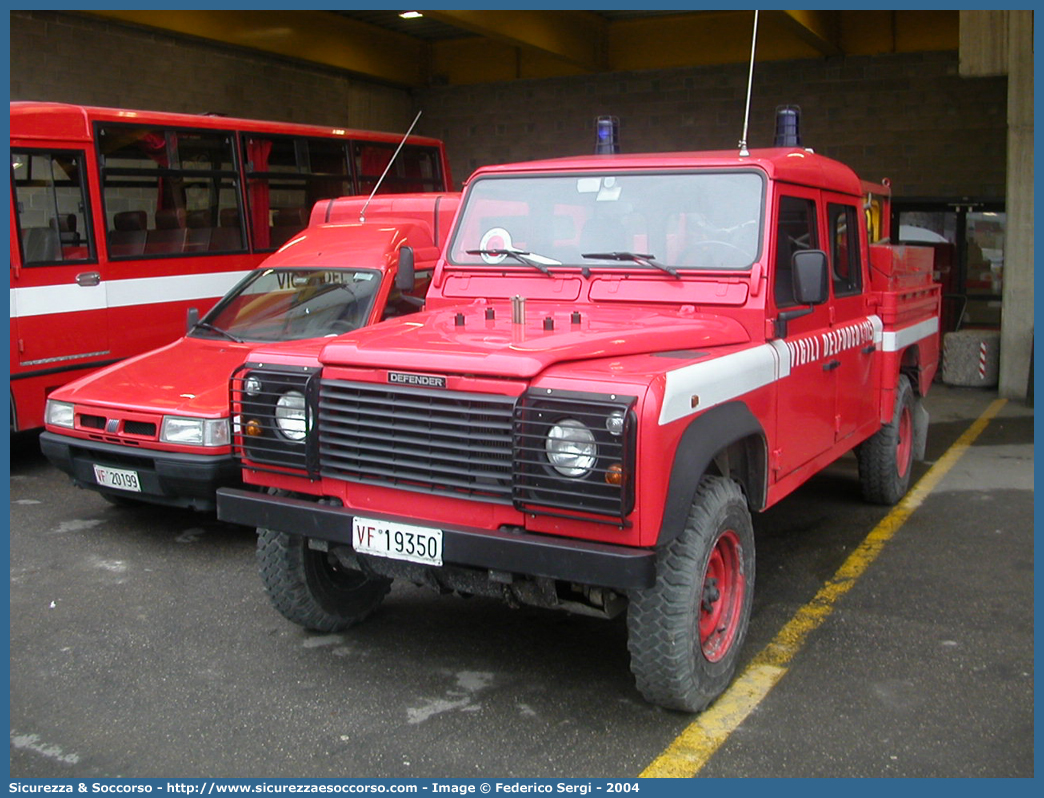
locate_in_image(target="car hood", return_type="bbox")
[52,337,254,417]
[320,302,751,378]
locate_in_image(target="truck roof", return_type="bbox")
[309,192,460,248]
[267,222,427,269]
[467,147,864,197]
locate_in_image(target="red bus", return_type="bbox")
[9,101,452,432]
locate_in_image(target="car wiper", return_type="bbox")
[466,248,557,276]
[194,321,244,343]
[581,251,680,279]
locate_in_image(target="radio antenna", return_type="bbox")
[359,109,423,223]
[738,10,759,157]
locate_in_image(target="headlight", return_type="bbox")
[46,400,75,429]
[160,416,230,447]
[274,391,308,441]
[545,419,597,477]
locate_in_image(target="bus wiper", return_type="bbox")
[194,321,244,343]
[581,251,680,279]
[466,248,556,277]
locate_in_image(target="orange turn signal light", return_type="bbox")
[245,419,263,437]
[605,463,624,486]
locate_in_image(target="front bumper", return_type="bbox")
[40,432,240,511]
[216,487,657,590]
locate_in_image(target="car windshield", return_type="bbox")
[194,268,382,342]
[448,170,764,271]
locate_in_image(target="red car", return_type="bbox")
[40,193,459,511]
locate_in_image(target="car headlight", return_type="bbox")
[274,390,308,441]
[545,418,597,477]
[46,399,75,429]
[160,416,230,447]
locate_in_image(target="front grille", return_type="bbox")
[80,414,105,430]
[319,380,516,502]
[124,420,156,436]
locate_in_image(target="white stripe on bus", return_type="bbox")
[9,270,251,319]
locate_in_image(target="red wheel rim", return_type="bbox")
[699,529,746,663]
[896,403,913,479]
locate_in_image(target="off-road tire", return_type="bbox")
[627,475,755,713]
[857,374,916,505]
[257,527,391,632]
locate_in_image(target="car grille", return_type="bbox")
[319,379,517,502]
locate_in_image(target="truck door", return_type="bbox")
[823,197,879,442]
[771,191,835,477]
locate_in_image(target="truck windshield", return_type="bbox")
[449,171,764,271]
[194,268,381,342]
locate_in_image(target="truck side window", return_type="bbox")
[773,196,818,308]
[829,203,863,296]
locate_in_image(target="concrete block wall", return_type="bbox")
[9,11,415,135]
[12,11,1008,203]
[419,51,1007,199]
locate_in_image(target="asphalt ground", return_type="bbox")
[7,385,1034,778]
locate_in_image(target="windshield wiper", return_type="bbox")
[466,248,556,277]
[194,321,244,343]
[581,251,680,279]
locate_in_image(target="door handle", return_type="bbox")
[76,271,100,287]
[822,359,841,372]
[861,344,877,355]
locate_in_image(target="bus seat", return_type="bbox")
[145,208,188,254]
[270,206,309,247]
[21,226,61,263]
[184,210,212,252]
[210,208,244,252]
[109,210,147,257]
[56,214,80,245]
[155,208,186,229]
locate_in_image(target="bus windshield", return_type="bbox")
[449,171,764,271]
[194,268,382,342]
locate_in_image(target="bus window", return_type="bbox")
[11,150,94,264]
[96,124,245,257]
[243,134,354,250]
[354,142,443,195]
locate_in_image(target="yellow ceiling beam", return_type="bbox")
[424,10,607,73]
[609,11,827,71]
[765,10,843,57]
[82,10,428,87]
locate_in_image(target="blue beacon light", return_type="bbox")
[595,115,620,154]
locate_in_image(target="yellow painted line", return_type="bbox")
[641,397,1009,778]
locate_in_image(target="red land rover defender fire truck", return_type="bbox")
[217,122,940,712]
[40,193,459,511]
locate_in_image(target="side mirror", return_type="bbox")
[186,307,199,334]
[395,246,415,291]
[774,250,829,339]
[791,250,829,305]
